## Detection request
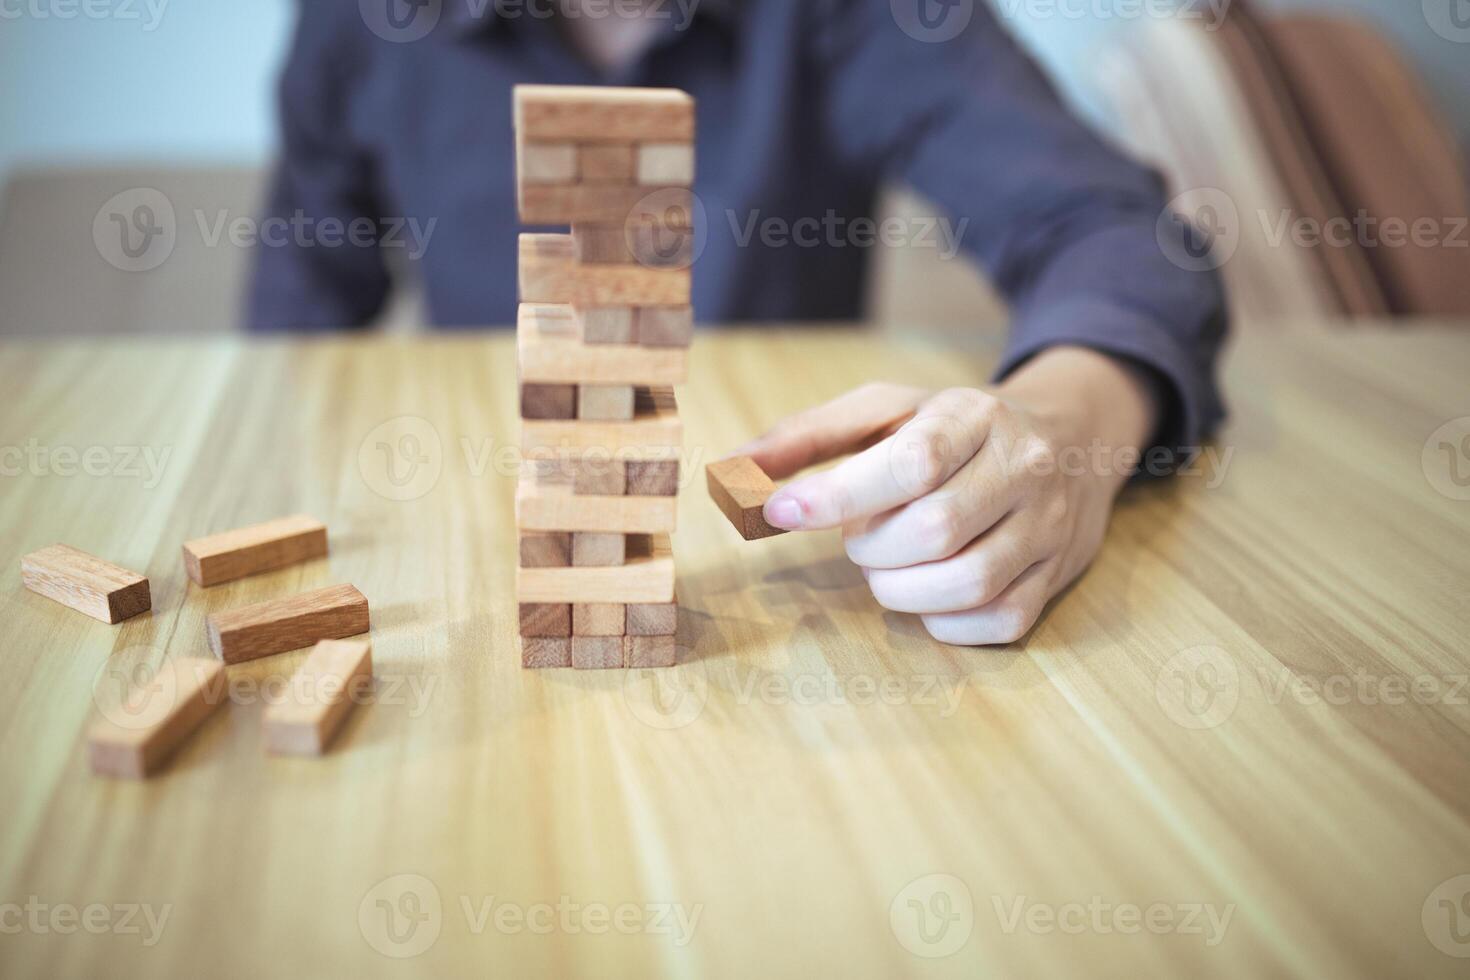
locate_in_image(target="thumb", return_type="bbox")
[727,383,930,480]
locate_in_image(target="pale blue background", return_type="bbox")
[0,0,1466,186]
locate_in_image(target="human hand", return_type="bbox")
[731,347,1159,645]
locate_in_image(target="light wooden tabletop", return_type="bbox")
[1,323,1468,978]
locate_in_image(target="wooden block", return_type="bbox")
[206,584,370,664]
[572,223,694,269]
[520,142,577,183]
[520,603,571,637]
[262,638,373,756]
[571,458,626,496]
[637,143,695,186]
[520,234,690,307]
[522,385,682,460]
[572,636,624,670]
[518,304,687,386]
[579,144,635,182]
[626,634,676,668]
[522,637,571,669]
[182,514,328,587]
[88,658,225,778]
[20,544,150,624]
[517,534,675,604]
[578,384,635,421]
[579,305,636,344]
[625,459,678,496]
[574,603,625,636]
[706,456,788,540]
[637,306,694,347]
[520,382,577,419]
[518,182,693,227]
[517,470,676,534]
[519,531,571,568]
[572,532,625,567]
[627,600,677,636]
[514,85,695,142]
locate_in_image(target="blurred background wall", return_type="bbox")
[1,0,1467,335]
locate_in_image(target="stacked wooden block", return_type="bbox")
[513,85,695,670]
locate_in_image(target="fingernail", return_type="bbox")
[765,493,804,529]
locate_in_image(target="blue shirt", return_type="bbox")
[249,0,1227,451]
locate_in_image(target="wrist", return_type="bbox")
[995,346,1160,465]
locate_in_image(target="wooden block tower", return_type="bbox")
[512,85,695,669]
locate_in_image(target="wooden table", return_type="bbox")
[2,323,1468,978]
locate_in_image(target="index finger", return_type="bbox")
[762,389,993,531]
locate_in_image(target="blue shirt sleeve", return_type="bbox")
[246,3,390,332]
[805,0,1228,452]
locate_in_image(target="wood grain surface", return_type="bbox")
[1,323,1468,978]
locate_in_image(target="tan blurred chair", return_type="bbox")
[1094,0,1470,324]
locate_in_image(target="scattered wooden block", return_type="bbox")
[627,600,677,636]
[182,514,328,587]
[522,385,682,460]
[706,456,788,540]
[517,534,675,604]
[520,234,691,307]
[522,637,571,668]
[518,303,687,386]
[637,306,694,347]
[571,458,626,496]
[626,459,679,496]
[518,183,693,227]
[514,85,695,142]
[578,304,636,343]
[519,531,571,568]
[572,532,625,567]
[579,144,635,182]
[574,603,625,636]
[206,584,370,664]
[262,638,373,756]
[517,470,676,534]
[520,142,577,183]
[520,382,577,419]
[625,634,676,668]
[20,544,151,624]
[572,636,624,669]
[520,602,571,637]
[578,384,635,421]
[637,143,695,186]
[88,658,225,778]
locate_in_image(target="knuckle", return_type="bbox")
[990,603,1037,644]
[958,555,999,608]
[914,501,965,558]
